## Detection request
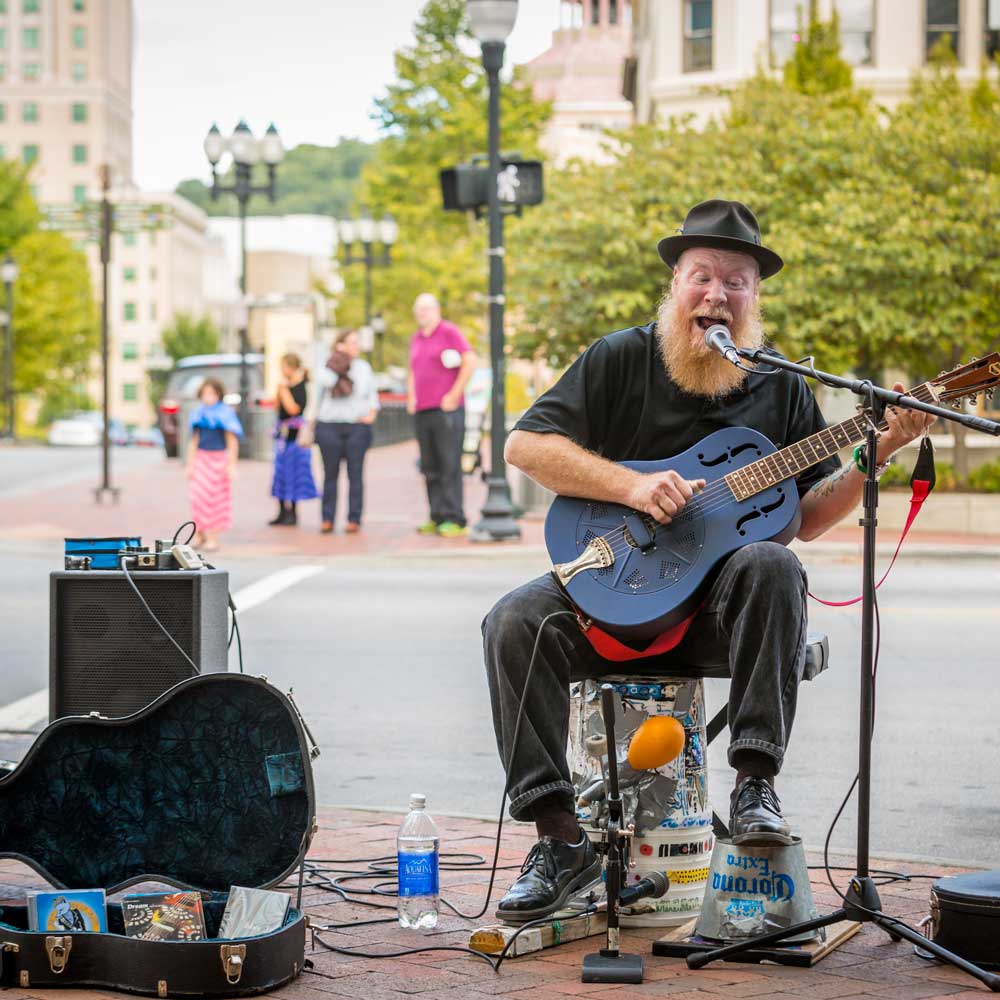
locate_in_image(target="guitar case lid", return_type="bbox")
[0,673,316,894]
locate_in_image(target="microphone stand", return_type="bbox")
[687,345,1000,992]
[582,683,644,984]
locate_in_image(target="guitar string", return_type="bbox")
[591,388,941,563]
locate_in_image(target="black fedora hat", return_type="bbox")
[657,199,783,279]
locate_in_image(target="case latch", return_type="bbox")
[220,943,246,985]
[1,942,19,953]
[45,935,72,973]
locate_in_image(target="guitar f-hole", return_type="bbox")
[735,488,786,536]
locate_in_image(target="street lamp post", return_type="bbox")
[204,121,285,453]
[0,255,18,442]
[371,312,387,371]
[338,212,397,366]
[468,0,521,542]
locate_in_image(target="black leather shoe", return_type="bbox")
[496,836,602,923]
[730,777,795,846]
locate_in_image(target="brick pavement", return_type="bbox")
[0,440,996,555]
[0,807,989,999]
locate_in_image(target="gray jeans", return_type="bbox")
[482,541,809,822]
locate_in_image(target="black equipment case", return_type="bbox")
[927,871,1000,970]
[0,673,317,995]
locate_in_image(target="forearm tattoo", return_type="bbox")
[809,462,854,500]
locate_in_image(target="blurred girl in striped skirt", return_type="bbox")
[185,377,243,552]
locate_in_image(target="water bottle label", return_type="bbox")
[398,849,439,897]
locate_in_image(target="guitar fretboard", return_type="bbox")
[724,381,937,502]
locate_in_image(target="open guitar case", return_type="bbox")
[0,672,317,996]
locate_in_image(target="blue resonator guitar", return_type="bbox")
[544,355,1000,641]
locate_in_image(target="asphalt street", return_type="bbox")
[2,535,997,868]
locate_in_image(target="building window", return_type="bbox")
[72,143,87,164]
[835,0,874,65]
[72,61,86,81]
[23,62,40,80]
[0,28,6,49]
[683,0,713,71]
[72,25,86,48]
[73,0,85,9]
[123,383,138,402]
[22,101,38,122]
[150,302,157,320]
[0,104,5,123]
[609,0,619,25]
[122,342,138,361]
[22,27,40,49]
[123,230,137,246]
[23,0,39,12]
[927,0,960,59]
[123,302,137,321]
[591,0,600,24]
[71,102,87,122]
[22,144,38,165]
[0,146,5,159]
[72,184,86,203]
[987,0,1000,58]
[123,266,136,282]
[0,64,5,81]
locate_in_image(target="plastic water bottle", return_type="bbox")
[397,792,440,929]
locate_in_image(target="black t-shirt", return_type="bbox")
[514,323,841,496]
[278,378,308,443]
[278,378,308,421]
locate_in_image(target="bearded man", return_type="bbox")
[482,200,933,923]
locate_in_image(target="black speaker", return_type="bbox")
[49,568,230,720]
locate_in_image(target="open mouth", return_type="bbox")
[695,316,727,331]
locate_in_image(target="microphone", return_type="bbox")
[619,870,670,907]
[703,323,740,365]
[594,870,670,911]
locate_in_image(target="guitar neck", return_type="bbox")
[724,380,937,501]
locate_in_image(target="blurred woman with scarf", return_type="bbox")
[315,328,379,534]
[186,377,243,551]
[269,352,318,526]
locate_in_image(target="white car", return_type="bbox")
[48,412,128,447]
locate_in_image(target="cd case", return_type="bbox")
[218,886,291,939]
[27,889,108,933]
[121,891,207,942]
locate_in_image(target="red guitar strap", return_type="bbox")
[575,605,702,662]
[809,437,935,608]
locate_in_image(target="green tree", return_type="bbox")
[11,229,98,427]
[511,4,1000,490]
[176,139,374,219]
[782,0,854,95]
[0,162,97,429]
[147,314,220,409]
[341,0,549,366]
[161,313,220,360]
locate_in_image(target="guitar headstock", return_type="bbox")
[930,353,1000,404]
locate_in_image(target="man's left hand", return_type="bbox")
[877,381,936,462]
[440,391,460,412]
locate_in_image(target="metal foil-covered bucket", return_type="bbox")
[568,676,713,926]
[694,837,821,943]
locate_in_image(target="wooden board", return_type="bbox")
[469,910,608,957]
[652,917,863,967]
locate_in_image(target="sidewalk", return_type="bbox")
[0,441,997,558]
[0,806,986,999]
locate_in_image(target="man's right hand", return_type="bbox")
[626,470,705,524]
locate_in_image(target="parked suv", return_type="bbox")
[158,354,268,458]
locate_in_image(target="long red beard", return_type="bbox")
[656,294,765,398]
